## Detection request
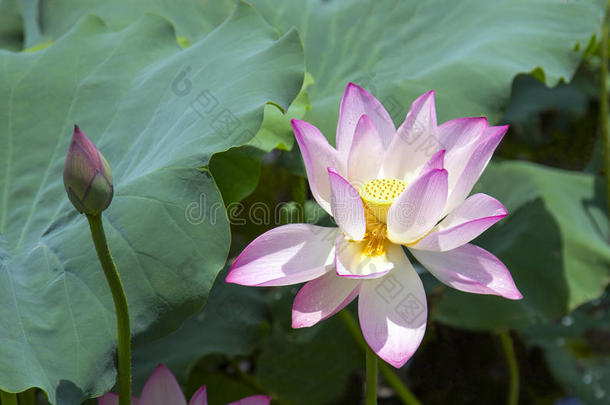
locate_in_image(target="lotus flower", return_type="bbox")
[98,364,270,405]
[63,125,113,215]
[227,83,522,367]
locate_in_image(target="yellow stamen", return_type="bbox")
[358,178,407,257]
[362,208,388,256]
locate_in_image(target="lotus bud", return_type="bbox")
[63,125,113,215]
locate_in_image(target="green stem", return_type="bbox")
[87,214,131,405]
[365,346,378,405]
[379,365,422,405]
[601,0,610,221]
[338,310,422,405]
[0,390,17,405]
[499,331,519,405]
[18,388,36,405]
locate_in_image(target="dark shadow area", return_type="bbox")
[55,379,87,405]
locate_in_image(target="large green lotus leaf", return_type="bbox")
[210,73,314,205]
[17,0,235,47]
[250,0,604,139]
[431,161,610,330]
[25,0,603,137]
[18,0,312,206]
[0,3,304,403]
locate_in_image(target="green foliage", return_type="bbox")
[210,72,314,206]
[0,3,303,403]
[255,315,362,405]
[250,0,605,139]
[1,0,609,404]
[523,290,610,404]
[17,0,235,48]
[131,274,269,390]
[502,73,599,170]
[131,281,363,405]
[433,161,610,330]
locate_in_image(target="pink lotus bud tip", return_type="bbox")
[63,125,113,215]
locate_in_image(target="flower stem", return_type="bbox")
[0,390,17,405]
[601,0,610,221]
[365,346,378,405]
[378,364,422,405]
[338,310,422,405]
[499,331,519,405]
[87,214,131,405]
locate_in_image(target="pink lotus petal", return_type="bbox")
[419,149,445,175]
[227,395,271,405]
[439,117,488,191]
[226,224,337,287]
[381,91,438,181]
[292,119,346,213]
[336,83,395,155]
[98,393,120,405]
[444,125,507,214]
[410,243,522,299]
[347,114,384,185]
[335,234,407,279]
[358,255,427,368]
[189,386,207,405]
[140,365,187,405]
[292,271,360,328]
[328,168,366,241]
[438,117,488,151]
[97,392,140,404]
[413,193,507,251]
[387,169,448,244]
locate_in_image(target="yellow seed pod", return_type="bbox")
[359,178,406,223]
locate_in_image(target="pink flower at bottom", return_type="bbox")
[98,364,269,405]
[226,83,522,368]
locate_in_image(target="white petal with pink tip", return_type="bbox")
[189,387,207,405]
[227,224,337,287]
[381,91,438,181]
[413,193,507,251]
[139,365,187,405]
[358,255,427,368]
[328,168,366,241]
[293,119,346,213]
[387,169,448,244]
[444,125,507,214]
[347,114,384,185]
[292,271,360,328]
[337,83,395,155]
[411,243,522,299]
